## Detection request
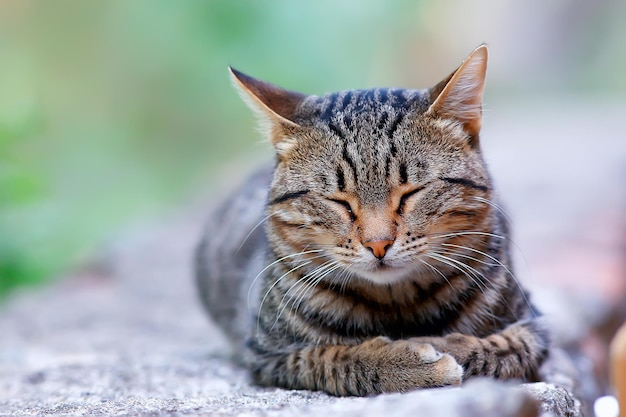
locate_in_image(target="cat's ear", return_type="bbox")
[229,67,306,155]
[426,44,488,143]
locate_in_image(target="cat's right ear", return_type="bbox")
[229,67,307,156]
[425,44,488,145]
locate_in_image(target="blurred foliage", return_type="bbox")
[0,0,624,299]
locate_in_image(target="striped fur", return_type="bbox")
[196,45,549,396]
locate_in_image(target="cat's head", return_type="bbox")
[232,45,496,285]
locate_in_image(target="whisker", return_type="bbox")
[295,264,342,309]
[336,267,355,295]
[433,245,533,320]
[428,231,506,240]
[426,252,488,293]
[418,259,452,288]
[289,264,342,316]
[273,260,337,324]
[441,243,513,274]
[471,196,512,223]
[285,263,350,344]
[427,230,531,286]
[440,242,534,318]
[237,211,281,252]
[438,252,490,285]
[255,260,312,337]
[423,252,519,326]
[438,247,502,268]
[246,249,324,308]
[272,262,342,333]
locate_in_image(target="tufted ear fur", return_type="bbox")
[426,44,488,144]
[229,67,307,156]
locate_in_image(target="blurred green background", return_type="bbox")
[1,0,625,298]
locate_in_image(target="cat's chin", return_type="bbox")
[356,265,412,285]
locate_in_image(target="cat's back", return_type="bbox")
[195,165,273,347]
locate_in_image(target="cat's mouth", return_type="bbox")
[376,261,394,271]
[356,262,411,284]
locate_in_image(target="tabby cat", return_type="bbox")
[196,45,549,396]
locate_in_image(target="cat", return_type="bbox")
[195,44,549,396]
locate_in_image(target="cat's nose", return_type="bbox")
[363,239,394,259]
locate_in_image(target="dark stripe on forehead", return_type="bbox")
[399,163,408,184]
[341,91,353,109]
[382,88,391,101]
[328,121,344,139]
[336,167,345,191]
[333,91,348,113]
[343,114,354,131]
[390,142,398,156]
[373,88,382,102]
[387,113,404,138]
[377,111,388,131]
[390,89,407,106]
[319,94,338,121]
[342,141,359,183]
[352,90,375,112]
[384,155,392,178]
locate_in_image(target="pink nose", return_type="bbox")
[363,239,394,259]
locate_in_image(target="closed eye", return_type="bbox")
[397,186,425,214]
[329,198,356,221]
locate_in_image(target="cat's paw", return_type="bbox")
[403,340,444,363]
[384,340,463,390]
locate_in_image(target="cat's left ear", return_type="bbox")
[426,44,488,144]
[229,67,307,155]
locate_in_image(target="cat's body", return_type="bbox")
[196,45,549,396]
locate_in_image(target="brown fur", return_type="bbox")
[196,45,549,396]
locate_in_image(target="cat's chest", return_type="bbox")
[270,274,491,343]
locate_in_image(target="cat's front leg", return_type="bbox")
[410,319,549,381]
[247,336,463,396]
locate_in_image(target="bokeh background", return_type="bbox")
[1,0,625,299]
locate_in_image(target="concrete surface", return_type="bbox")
[1,99,624,416]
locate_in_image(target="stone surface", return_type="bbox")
[0,230,582,417]
[2,100,625,416]
[0,206,584,417]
